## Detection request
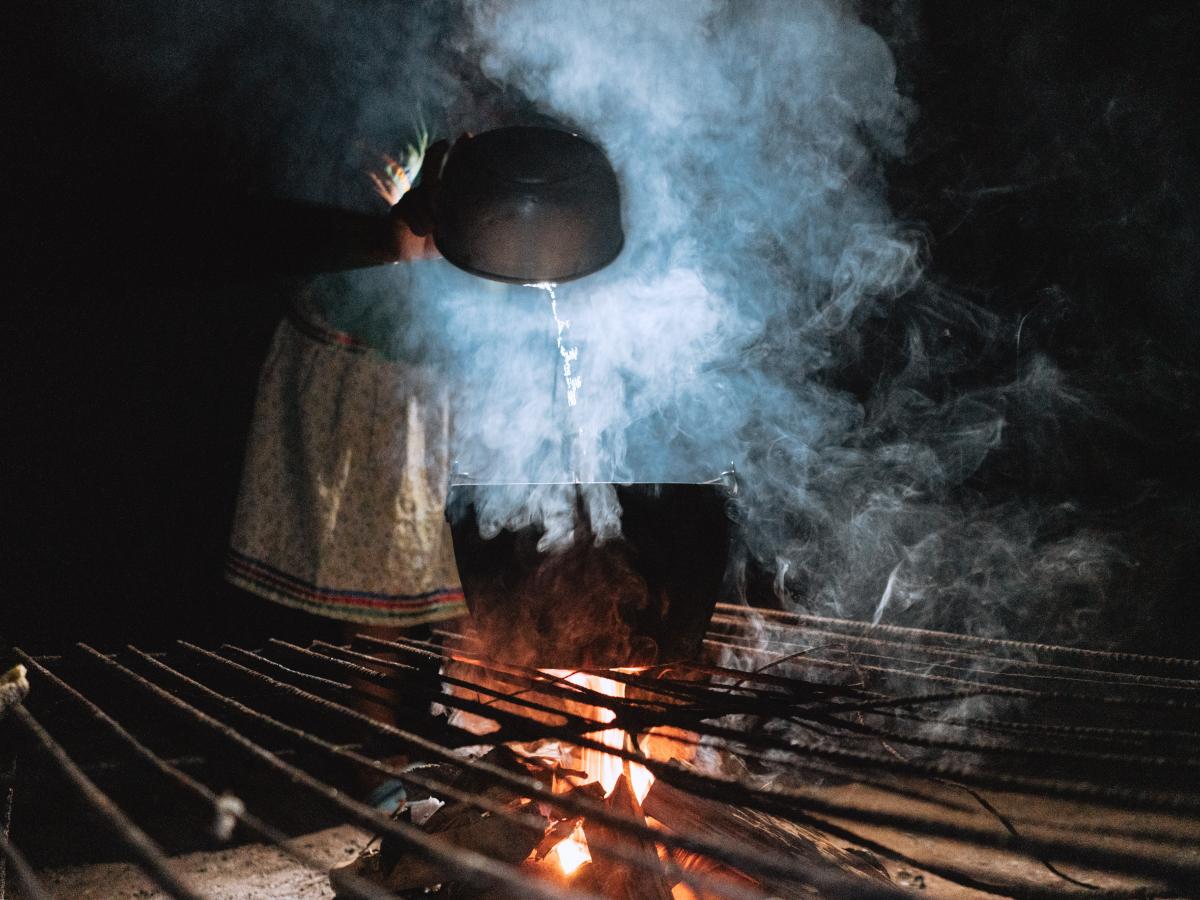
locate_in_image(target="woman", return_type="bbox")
[225,140,468,640]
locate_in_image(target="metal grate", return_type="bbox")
[2,608,1199,898]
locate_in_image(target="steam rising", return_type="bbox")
[419,0,1116,640]
[68,0,1132,642]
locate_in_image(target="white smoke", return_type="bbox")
[411,0,1119,641]
[65,0,1124,641]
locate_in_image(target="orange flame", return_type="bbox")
[544,669,655,804]
[545,821,592,876]
[540,669,656,876]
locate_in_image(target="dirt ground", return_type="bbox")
[30,824,369,900]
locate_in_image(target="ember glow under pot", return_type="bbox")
[446,482,733,669]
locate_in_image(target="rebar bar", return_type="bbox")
[6,612,1198,900]
[714,604,1200,673]
[183,641,1200,886]
[8,703,204,900]
[709,615,1200,690]
[13,649,399,900]
[164,641,899,895]
[77,644,601,900]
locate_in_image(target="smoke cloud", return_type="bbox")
[409,0,1118,643]
[61,0,1147,645]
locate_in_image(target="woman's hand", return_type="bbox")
[389,135,468,262]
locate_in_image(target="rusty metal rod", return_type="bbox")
[124,648,835,900]
[709,619,1200,694]
[219,645,353,694]
[712,604,1200,674]
[0,754,12,900]
[14,649,399,900]
[270,640,600,731]
[0,829,52,900]
[367,632,710,707]
[0,753,47,900]
[373,638,1200,800]
[425,628,1200,812]
[357,634,1200,815]
[241,642,610,745]
[709,615,1200,690]
[814,707,1200,773]
[182,640,1200,886]
[78,645,598,900]
[164,642,904,894]
[357,634,846,730]
[7,703,204,900]
[313,642,1166,837]
[898,708,1200,748]
[418,628,847,700]
[865,706,1200,766]
[121,648,772,900]
[373,634,1200,774]
[703,635,1200,712]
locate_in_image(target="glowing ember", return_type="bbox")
[545,821,592,876]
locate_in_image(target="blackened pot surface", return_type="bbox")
[446,482,732,668]
[433,126,624,285]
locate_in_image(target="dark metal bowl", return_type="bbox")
[446,482,733,668]
[434,126,624,285]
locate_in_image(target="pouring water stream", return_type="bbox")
[527,281,585,482]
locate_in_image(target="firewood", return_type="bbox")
[332,747,548,896]
[643,778,893,897]
[582,774,673,900]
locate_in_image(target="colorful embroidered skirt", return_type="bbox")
[226,307,466,625]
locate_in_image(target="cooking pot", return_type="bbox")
[434,126,624,285]
[445,481,733,668]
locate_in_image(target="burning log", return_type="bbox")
[331,748,548,896]
[579,773,673,900]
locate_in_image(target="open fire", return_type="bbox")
[6,614,1198,899]
[423,655,704,894]
[535,669,657,879]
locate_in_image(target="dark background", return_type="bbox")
[4,1,1198,654]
